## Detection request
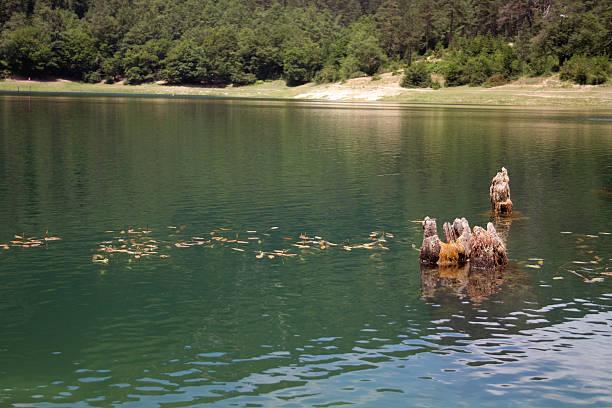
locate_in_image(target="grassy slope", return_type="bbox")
[1,75,611,107]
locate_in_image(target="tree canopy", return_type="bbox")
[0,0,610,86]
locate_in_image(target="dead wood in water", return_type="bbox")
[490,167,514,215]
[420,217,507,269]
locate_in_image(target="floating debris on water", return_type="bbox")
[1,230,62,249]
[525,264,541,269]
[86,225,397,266]
[551,231,610,284]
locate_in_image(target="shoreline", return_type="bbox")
[1,74,611,108]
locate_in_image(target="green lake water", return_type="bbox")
[0,95,611,407]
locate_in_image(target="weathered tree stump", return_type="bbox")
[419,216,441,265]
[468,223,508,268]
[490,167,513,215]
[420,217,507,269]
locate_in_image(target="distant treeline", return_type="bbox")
[0,0,610,86]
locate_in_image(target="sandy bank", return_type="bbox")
[1,73,611,107]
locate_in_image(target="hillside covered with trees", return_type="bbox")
[1,0,610,87]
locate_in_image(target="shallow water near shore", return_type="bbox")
[0,95,611,407]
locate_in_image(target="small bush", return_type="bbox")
[560,55,610,85]
[314,66,339,83]
[444,61,469,86]
[528,55,559,76]
[401,61,431,88]
[484,74,507,87]
[230,71,256,86]
[431,81,441,90]
[83,71,102,83]
[125,67,144,85]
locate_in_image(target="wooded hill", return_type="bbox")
[1,0,610,87]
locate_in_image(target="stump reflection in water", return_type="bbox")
[420,264,505,303]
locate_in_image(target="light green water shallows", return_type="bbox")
[1,95,611,407]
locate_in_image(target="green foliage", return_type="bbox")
[528,55,559,76]
[441,60,467,86]
[560,55,611,85]
[314,65,340,83]
[344,17,386,76]
[83,71,102,83]
[0,0,609,87]
[401,61,431,88]
[122,39,170,84]
[434,36,523,86]
[1,26,54,76]
[283,42,322,86]
[161,40,206,84]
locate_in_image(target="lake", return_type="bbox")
[0,95,611,407]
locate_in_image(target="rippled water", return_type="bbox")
[0,95,611,407]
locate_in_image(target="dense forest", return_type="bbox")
[0,0,610,87]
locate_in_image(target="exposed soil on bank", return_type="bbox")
[1,73,611,107]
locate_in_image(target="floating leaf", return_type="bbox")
[560,231,573,234]
[92,254,108,264]
[552,276,564,280]
[525,264,541,269]
[232,248,245,252]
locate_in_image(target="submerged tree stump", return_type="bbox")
[420,217,507,269]
[490,167,513,215]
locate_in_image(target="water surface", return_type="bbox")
[0,95,611,407]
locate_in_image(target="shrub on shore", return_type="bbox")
[560,55,611,85]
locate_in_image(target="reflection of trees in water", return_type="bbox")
[421,263,530,303]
